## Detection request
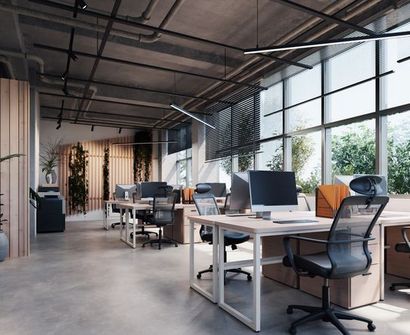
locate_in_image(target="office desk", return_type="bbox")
[188,211,410,332]
[103,200,131,230]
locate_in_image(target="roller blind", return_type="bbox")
[168,124,192,155]
[206,93,260,161]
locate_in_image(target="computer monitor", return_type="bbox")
[140,182,167,198]
[115,184,137,200]
[248,170,298,219]
[230,172,250,211]
[205,183,227,197]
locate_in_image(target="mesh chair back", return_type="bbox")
[327,195,388,277]
[193,193,220,239]
[151,194,176,225]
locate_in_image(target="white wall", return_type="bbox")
[30,89,40,236]
[39,120,135,184]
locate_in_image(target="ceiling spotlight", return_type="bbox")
[170,104,216,129]
[118,127,122,134]
[78,0,88,10]
[61,71,67,81]
[91,125,94,132]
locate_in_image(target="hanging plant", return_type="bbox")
[68,142,89,214]
[133,131,152,182]
[103,145,110,201]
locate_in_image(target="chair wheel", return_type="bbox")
[368,323,376,331]
[247,275,252,281]
[197,274,201,279]
[286,307,293,314]
[289,326,297,334]
[111,223,115,229]
[142,244,145,248]
[389,285,395,291]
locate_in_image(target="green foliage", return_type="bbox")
[133,131,152,182]
[0,194,6,232]
[332,126,375,176]
[103,146,110,201]
[40,139,61,176]
[0,153,24,163]
[68,142,89,214]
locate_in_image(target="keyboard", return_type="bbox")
[272,218,318,224]
[226,213,256,217]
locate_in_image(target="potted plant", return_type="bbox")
[0,154,24,261]
[40,139,61,184]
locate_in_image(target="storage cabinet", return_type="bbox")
[385,226,410,279]
[163,206,202,244]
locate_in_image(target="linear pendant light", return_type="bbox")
[112,141,178,146]
[170,104,216,129]
[244,30,410,55]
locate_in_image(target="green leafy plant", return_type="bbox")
[68,142,89,214]
[40,139,61,178]
[103,146,110,201]
[0,154,24,231]
[133,131,152,182]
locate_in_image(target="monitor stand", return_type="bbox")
[255,211,272,220]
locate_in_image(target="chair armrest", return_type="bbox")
[402,226,410,248]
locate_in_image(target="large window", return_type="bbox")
[176,149,192,187]
[260,82,283,139]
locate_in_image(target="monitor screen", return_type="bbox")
[140,182,167,198]
[230,172,250,210]
[248,171,298,212]
[115,184,137,200]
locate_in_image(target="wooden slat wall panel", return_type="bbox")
[0,79,30,258]
[59,136,135,215]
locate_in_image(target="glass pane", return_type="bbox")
[260,82,283,139]
[291,131,321,193]
[327,42,375,92]
[330,119,375,179]
[387,111,410,194]
[326,81,375,123]
[287,64,321,105]
[287,99,321,132]
[255,139,283,170]
[219,158,232,190]
[380,22,410,109]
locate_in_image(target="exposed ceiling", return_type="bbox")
[0,0,409,131]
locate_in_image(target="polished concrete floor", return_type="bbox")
[0,220,409,335]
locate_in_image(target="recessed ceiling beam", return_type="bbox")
[270,0,376,36]
[34,43,265,90]
[39,91,210,115]
[39,72,231,105]
[41,105,191,125]
[28,0,312,69]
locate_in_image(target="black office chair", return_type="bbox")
[193,183,252,281]
[283,176,389,335]
[142,194,178,250]
[389,226,410,291]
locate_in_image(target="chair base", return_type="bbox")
[196,265,252,281]
[130,230,158,239]
[287,282,375,335]
[111,222,123,229]
[141,228,177,250]
[390,282,410,291]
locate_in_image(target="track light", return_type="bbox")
[77,0,88,10]
[61,71,67,81]
[244,30,410,55]
[118,127,122,134]
[91,125,94,132]
[170,104,216,129]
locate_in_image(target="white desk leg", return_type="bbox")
[119,208,124,239]
[125,209,130,245]
[189,220,195,286]
[380,224,385,300]
[253,234,261,332]
[132,209,136,248]
[218,226,225,306]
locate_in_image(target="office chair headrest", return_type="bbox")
[195,183,211,194]
[349,175,383,197]
[296,185,303,193]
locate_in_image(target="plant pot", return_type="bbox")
[0,231,9,261]
[45,170,57,184]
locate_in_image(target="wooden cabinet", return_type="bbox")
[385,226,410,279]
[163,205,202,244]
